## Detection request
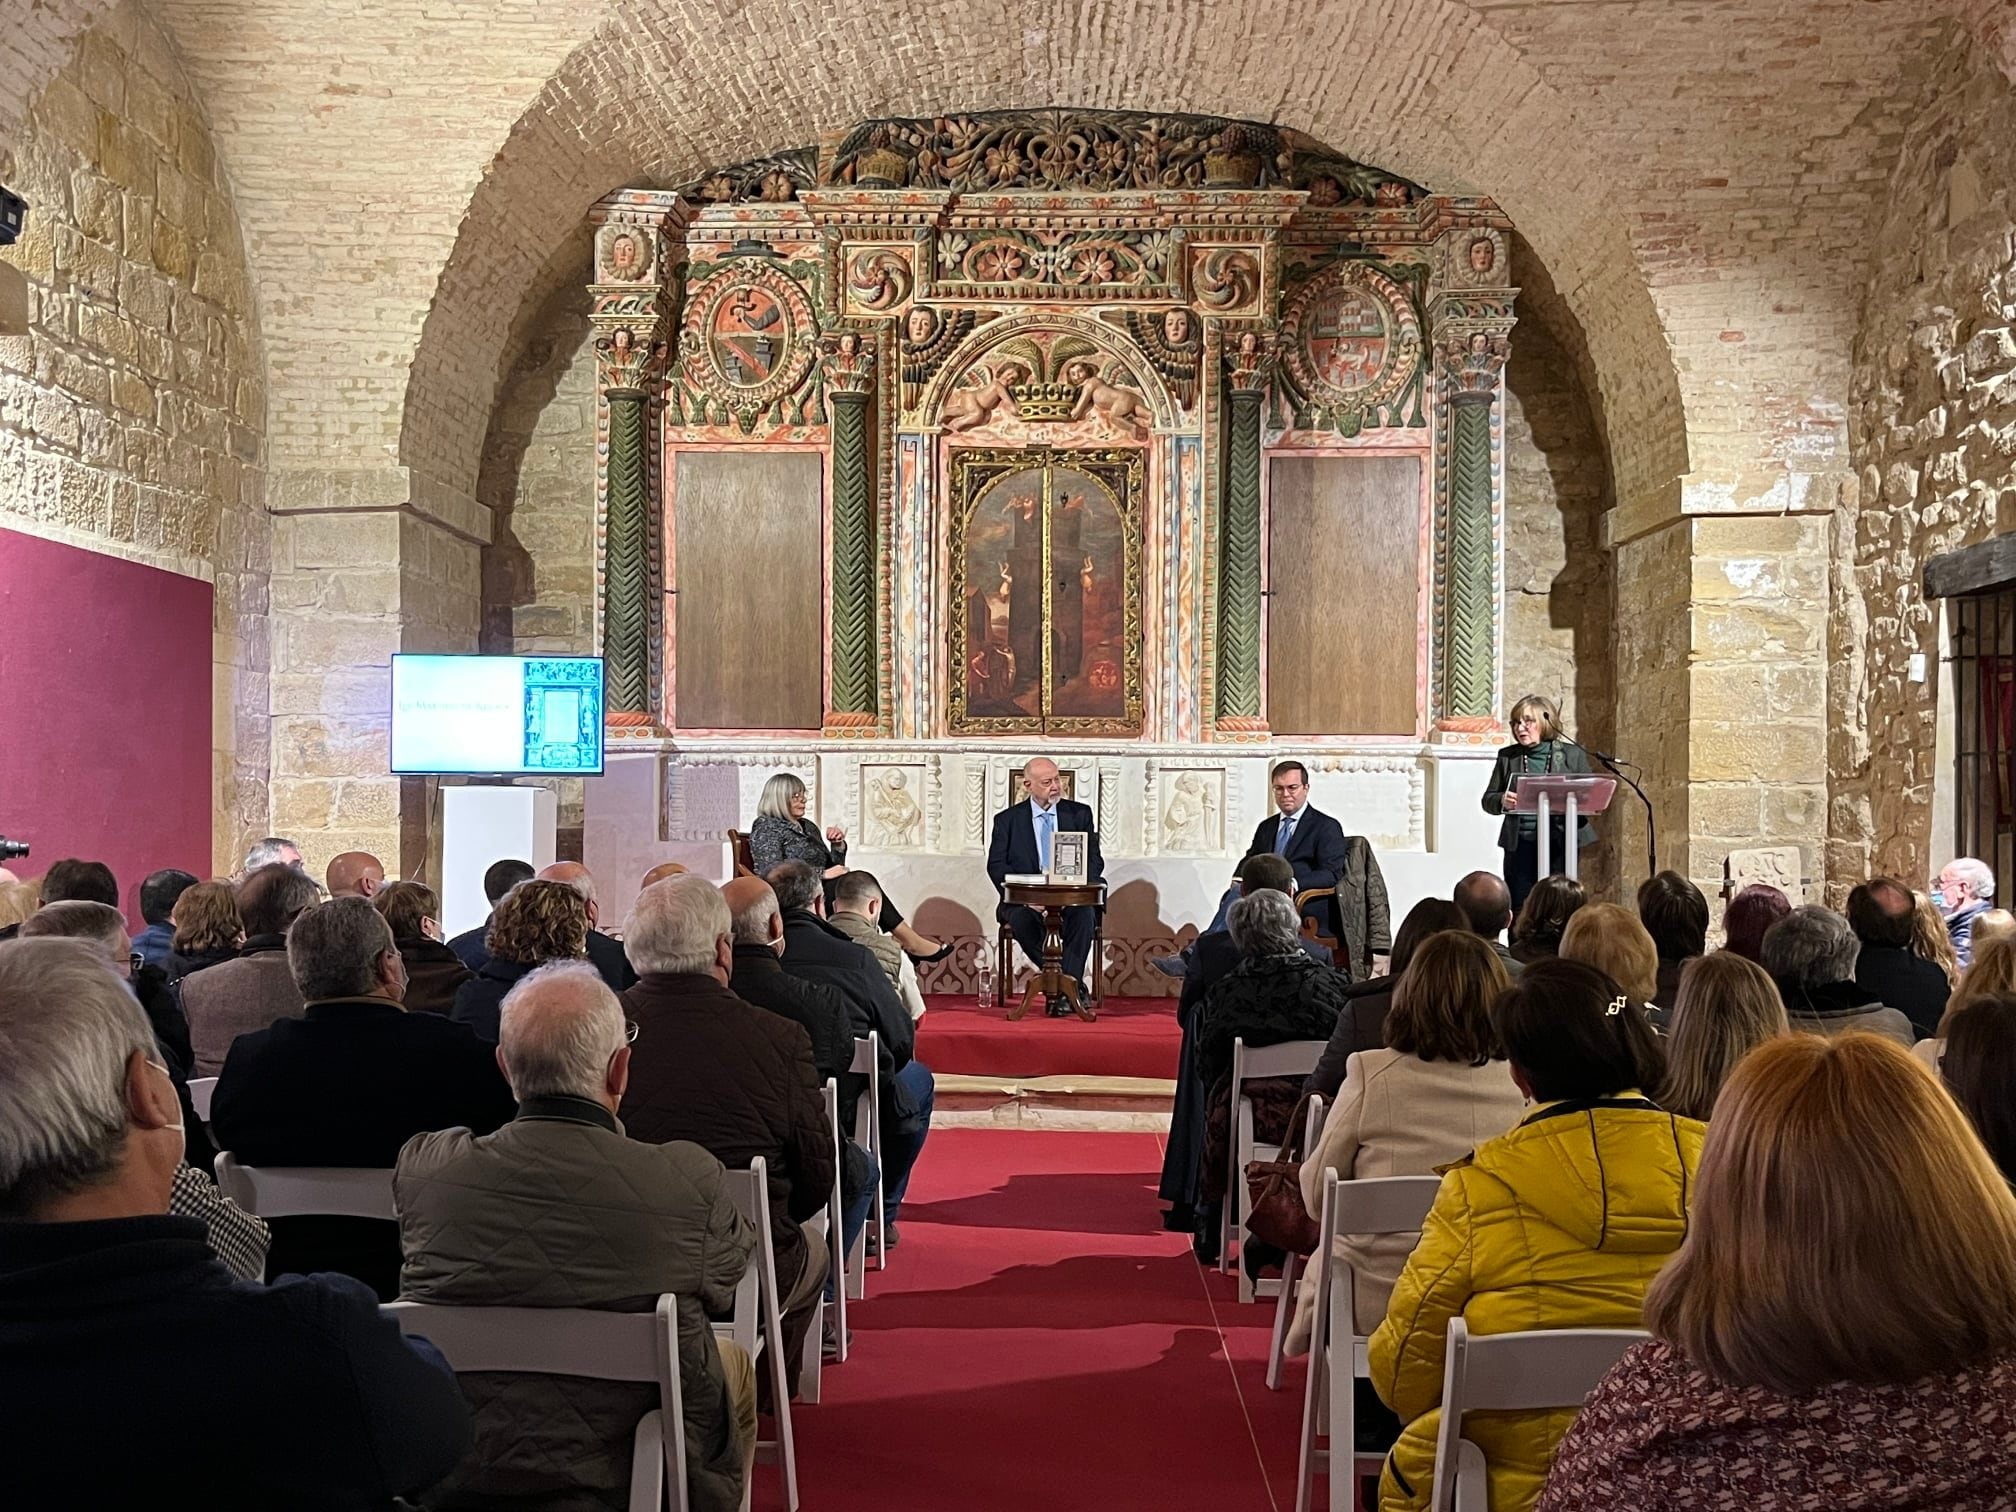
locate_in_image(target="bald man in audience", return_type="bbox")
[326,851,385,900]
[397,961,758,1512]
[537,861,638,992]
[642,861,689,888]
[620,875,832,1392]
[0,938,471,1507]
[1454,870,1525,978]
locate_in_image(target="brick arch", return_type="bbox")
[400,0,1691,524]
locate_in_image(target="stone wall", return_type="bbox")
[1838,29,2016,892]
[0,0,267,874]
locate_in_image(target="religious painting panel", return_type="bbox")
[949,449,1144,738]
[672,451,824,731]
[1267,455,1422,737]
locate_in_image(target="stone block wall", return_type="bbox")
[0,0,267,875]
[1839,30,2016,892]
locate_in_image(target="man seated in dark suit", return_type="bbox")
[1157,853,1329,1242]
[1454,870,1526,981]
[619,874,834,1388]
[448,857,535,970]
[1849,876,1949,1039]
[536,862,638,993]
[766,860,934,1244]
[0,937,472,1509]
[986,756,1105,1017]
[208,897,517,1298]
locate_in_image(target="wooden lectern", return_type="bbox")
[1513,774,1618,882]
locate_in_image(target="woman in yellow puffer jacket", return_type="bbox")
[1368,957,1706,1512]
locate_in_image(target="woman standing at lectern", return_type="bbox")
[1483,693,1596,914]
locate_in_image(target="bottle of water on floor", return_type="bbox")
[975,954,993,1011]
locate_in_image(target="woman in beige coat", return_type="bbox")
[1289,932,1529,1356]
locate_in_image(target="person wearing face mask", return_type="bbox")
[1935,857,1999,970]
[209,897,516,1298]
[0,937,473,1508]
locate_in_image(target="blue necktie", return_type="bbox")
[1275,813,1298,856]
[1036,807,1055,871]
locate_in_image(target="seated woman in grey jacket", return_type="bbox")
[747,772,945,959]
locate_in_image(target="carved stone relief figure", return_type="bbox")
[901,304,978,411]
[1120,307,1202,409]
[943,361,1027,433]
[1066,360,1151,439]
[862,766,925,848]
[1161,770,1222,854]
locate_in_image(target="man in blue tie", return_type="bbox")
[985,757,1105,1018]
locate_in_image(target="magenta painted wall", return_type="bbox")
[0,528,215,916]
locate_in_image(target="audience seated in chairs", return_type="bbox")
[133,867,198,970]
[448,857,535,971]
[1941,991,2016,1187]
[1655,951,1788,1120]
[0,855,115,945]
[1560,903,1661,1023]
[396,961,759,1512]
[0,937,473,1509]
[827,869,928,1021]
[1539,1032,2016,1511]
[1369,957,1701,1512]
[452,878,589,1041]
[1848,876,1951,1038]
[1917,932,2016,1070]
[725,876,878,1275]
[166,879,243,981]
[181,862,319,1076]
[1453,871,1524,978]
[749,771,946,960]
[618,874,834,1392]
[1718,881,1791,964]
[768,859,935,1245]
[1192,889,1349,1265]
[1508,874,1586,966]
[537,862,639,993]
[1762,905,1915,1047]
[1159,853,1320,1237]
[1287,934,1527,1460]
[1305,897,1467,1101]
[1636,871,1708,1013]
[208,897,516,1299]
[374,880,471,1016]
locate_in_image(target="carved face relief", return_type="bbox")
[906,305,940,346]
[710,287,789,386]
[1162,307,1193,347]
[1468,237,1496,276]
[608,233,640,279]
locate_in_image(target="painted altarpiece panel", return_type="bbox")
[947,449,1145,738]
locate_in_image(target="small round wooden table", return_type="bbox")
[1001,880,1105,1023]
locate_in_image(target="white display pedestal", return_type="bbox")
[441,786,557,937]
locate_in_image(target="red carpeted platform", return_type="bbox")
[784,1129,1308,1511]
[916,994,1182,1081]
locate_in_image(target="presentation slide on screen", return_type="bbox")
[390,656,604,775]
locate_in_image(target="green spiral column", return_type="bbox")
[1217,384,1264,722]
[603,388,651,714]
[827,388,877,716]
[1444,390,1497,719]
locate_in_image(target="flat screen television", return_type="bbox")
[390,654,605,775]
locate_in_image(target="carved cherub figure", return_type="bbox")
[1066,360,1150,439]
[942,361,1026,433]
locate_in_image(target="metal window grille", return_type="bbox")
[1951,589,2016,886]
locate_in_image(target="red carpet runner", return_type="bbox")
[916,996,1182,1080]
[787,1129,1307,1510]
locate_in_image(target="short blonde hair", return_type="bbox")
[1940,931,2016,1036]
[1659,952,1787,1119]
[170,881,243,956]
[1560,902,1659,1004]
[1647,1033,2016,1391]
[1507,693,1562,741]
[756,772,807,822]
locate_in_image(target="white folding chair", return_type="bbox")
[213,1153,396,1221]
[1221,1036,1330,1302]
[1429,1318,1647,1512]
[384,1295,691,1512]
[821,1077,849,1369]
[1294,1169,1446,1512]
[846,1032,883,1292]
[1265,1092,1324,1389]
[188,1076,217,1124]
[716,1158,800,1512]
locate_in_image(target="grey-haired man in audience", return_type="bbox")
[398,961,757,1512]
[0,937,470,1506]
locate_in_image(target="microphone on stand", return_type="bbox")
[1561,737,1658,880]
